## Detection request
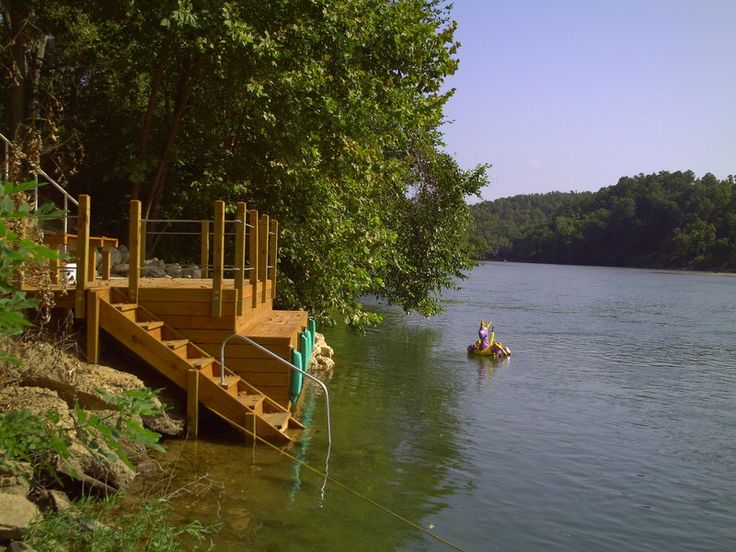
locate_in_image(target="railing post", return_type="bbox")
[249,209,259,308]
[86,290,100,363]
[259,214,269,304]
[234,202,246,316]
[74,194,91,318]
[212,200,225,317]
[269,219,278,300]
[187,369,199,439]
[129,200,141,303]
[101,249,112,280]
[200,220,210,278]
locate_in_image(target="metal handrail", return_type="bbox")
[219,333,332,450]
[1,130,79,236]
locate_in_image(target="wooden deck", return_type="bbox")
[24,195,313,442]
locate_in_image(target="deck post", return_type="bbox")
[86,290,100,364]
[87,239,97,283]
[249,209,259,308]
[128,200,141,303]
[269,219,278,300]
[234,202,246,316]
[200,220,209,278]
[100,249,112,280]
[186,369,199,439]
[74,194,91,318]
[259,214,269,304]
[212,200,225,317]
[140,220,147,266]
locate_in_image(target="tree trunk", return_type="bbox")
[143,57,204,222]
[132,60,165,200]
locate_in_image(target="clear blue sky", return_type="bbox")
[442,0,736,201]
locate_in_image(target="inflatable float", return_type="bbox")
[467,320,511,358]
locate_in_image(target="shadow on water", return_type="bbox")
[132,307,474,551]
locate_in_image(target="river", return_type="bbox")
[151,262,736,551]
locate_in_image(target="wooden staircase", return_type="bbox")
[97,290,304,443]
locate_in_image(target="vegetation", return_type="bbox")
[470,171,736,271]
[1,0,487,326]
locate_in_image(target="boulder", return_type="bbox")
[0,462,32,497]
[0,493,40,541]
[180,264,201,279]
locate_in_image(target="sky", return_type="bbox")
[441,0,736,201]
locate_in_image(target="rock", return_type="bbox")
[0,493,40,541]
[142,412,184,437]
[108,246,123,267]
[141,258,166,278]
[164,263,182,277]
[47,490,71,512]
[0,462,32,497]
[111,262,128,276]
[8,542,37,552]
[180,264,201,279]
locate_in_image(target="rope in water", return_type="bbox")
[206,407,467,552]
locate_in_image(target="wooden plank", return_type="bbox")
[87,240,97,284]
[128,200,141,303]
[139,300,239,316]
[259,214,269,304]
[249,209,259,307]
[156,313,237,330]
[212,200,225,317]
[101,249,111,280]
[187,369,199,438]
[269,219,278,300]
[200,220,209,278]
[138,286,237,303]
[74,194,91,318]
[234,202,246,316]
[226,358,294,374]
[86,290,100,363]
[199,343,291,360]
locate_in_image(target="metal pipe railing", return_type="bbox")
[219,333,332,451]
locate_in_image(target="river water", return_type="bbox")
[153,262,736,551]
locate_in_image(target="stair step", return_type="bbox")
[238,392,264,410]
[137,321,164,331]
[186,357,214,370]
[261,412,291,432]
[163,339,189,357]
[113,303,138,312]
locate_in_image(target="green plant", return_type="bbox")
[0,408,70,485]
[0,180,64,362]
[25,493,216,552]
[74,388,167,470]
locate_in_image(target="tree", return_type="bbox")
[1,1,487,326]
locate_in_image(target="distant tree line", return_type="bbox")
[470,171,736,271]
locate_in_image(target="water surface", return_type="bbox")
[150,263,736,551]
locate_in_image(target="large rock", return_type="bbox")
[3,341,183,437]
[0,493,40,541]
[0,462,32,497]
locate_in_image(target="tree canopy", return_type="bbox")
[471,171,736,272]
[1,0,487,326]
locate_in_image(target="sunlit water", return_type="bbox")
[145,263,736,551]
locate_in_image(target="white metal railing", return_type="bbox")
[219,333,332,452]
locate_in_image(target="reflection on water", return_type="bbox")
[139,263,736,551]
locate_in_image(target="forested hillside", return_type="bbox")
[1,1,487,326]
[471,171,736,271]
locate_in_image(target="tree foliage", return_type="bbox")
[1,0,487,326]
[471,171,736,271]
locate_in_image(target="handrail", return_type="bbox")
[219,333,332,451]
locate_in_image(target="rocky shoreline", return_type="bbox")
[0,332,335,548]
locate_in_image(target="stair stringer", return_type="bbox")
[98,296,304,443]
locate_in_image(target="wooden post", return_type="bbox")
[129,200,141,303]
[249,209,259,308]
[87,239,97,283]
[234,202,246,316]
[74,194,91,318]
[200,220,209,278]
[269,219,278,300]
[140,220,147,266]
[86,290,100,364]
[101,249,112,280]
[212,200,225,317]
[186,369,199,439]
[259,214,269,304]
